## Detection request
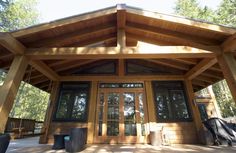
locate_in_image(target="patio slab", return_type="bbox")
[6,137,236,153]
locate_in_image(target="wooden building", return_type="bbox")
[0,4,236,144]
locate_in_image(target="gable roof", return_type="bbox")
[1,4,236,92]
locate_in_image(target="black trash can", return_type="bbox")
[0,133,10,153]
[65,128,87,152]
[150,130,162,146]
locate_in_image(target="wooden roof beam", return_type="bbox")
[185,58,217,80]
[11,7,117,37]
[221,33,236,52]
[59,75,184,81]
[145,59,189,71]
[26,46,217,60]
[126,26,221,52]
[126,22,220,45]
[28,23,116,47]
[126,6,236,34]
[30,60,59,81]
[0,33,25,54]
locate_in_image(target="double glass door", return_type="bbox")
[95,87,148,143]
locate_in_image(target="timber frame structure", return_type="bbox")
[0,4,236,144]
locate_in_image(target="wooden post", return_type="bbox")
[144,81,156,131]
[207,86,222,118]
[87,81,98,143]
[217,53,236,103]
[39,81,60,144]
[184,79,204,143]
[0,56,28,133]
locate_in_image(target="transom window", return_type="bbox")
[99,83,143,88]
[152,81,192,122]
[54,82,90,122]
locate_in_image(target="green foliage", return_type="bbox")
[215,0,236,27]
[0,0,39,32]
[212,80,236,117]
[9,82,50,121]
[174,0,215,22]
[174,0,236,117]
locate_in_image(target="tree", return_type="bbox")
[0,0,47,121]
[0,0,39,32]
[174,0,215,22]
[174,0,236,117]
[215,0,236,27]
[10,82,50,121]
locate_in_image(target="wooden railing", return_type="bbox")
[5,117,44,138]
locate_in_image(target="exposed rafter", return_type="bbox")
[0,33,25,54]
[146,59,189,71]
[185,58,217,80]
[126,7,236,34]
[28,24,116,47]
[30,60,59,81]
[12,7,117,37]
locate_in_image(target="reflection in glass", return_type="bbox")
[107,93,120,136]
[107,121,119,136]
[98,93,104,136]
[124,93,135,120]
[125,121,137,136]
[138,93,145,136]
[56,91,72,119]
[124,93,137,136]
[170,90,189,119]
[72,92,87,119]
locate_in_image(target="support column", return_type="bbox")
[39,81,60,144]
[0,56,28,133]
[217,53,236,103]
[87,81,98,144]
[185,80,204,143]
[144,81,156,131]
[207,86,222,118]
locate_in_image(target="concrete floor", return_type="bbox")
[6,137,236,153]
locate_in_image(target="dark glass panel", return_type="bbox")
[152,81,191,122]
[73,61,116,75]
[107,121,119,136]
[54,82,90,122]
[170,90,189,119]
[99,83,143,88]
[198,104,208,121]
[125,121,137,136]
[56,91,73,119]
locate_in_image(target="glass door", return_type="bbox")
[94,83,148,144]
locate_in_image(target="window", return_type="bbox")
[54,82,90,122]
[152,81,192,122]
[198,104,208,121]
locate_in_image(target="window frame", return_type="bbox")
[152,81,192,122]
[53,82,90,122]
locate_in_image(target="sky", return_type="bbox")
[37,0,222,23]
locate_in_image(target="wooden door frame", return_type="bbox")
[93,81,149,144]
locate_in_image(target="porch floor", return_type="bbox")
[6,137,236,153]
